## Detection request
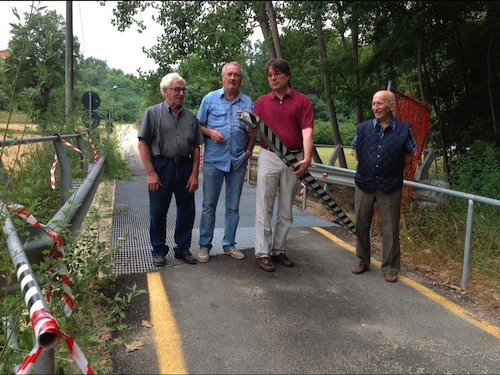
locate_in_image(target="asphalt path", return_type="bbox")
[111,124,499,374]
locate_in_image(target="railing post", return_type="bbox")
[2,209,57,374]
[53,135,72,206]
[76,133,88,176]
[461,199,475,289]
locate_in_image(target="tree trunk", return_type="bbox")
[253,1,276,58]
[265,1,283,59]
[349,12,363,124]
[486,9,497,135]
[315,17,347,168]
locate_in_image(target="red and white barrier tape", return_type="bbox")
[50,154,58,190]
[61,139,84,155]
[50,139,85,190]
[84,131,99,163]
[16,309,94,374]
[299,183,306,198]
[5,202,75,316]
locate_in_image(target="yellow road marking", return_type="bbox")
[147,272,187,374]
[312,226,500,339]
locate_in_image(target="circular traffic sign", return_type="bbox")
[82,91,101,110]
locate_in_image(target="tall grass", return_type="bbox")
[0,128,141,373]
[400,198,500,308]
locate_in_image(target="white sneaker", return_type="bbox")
[197,249,209,263]
[225,248,245,260]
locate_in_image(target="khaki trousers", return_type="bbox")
[254,149,300,258]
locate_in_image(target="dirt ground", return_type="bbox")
[1,123,39,168]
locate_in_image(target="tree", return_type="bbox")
[5,6,77,130]
[112,1,254,77]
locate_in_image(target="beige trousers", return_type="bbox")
[254,148,301,258]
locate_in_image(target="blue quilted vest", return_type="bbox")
[354,119,412,194]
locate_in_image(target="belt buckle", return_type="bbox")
[174,156,180,163]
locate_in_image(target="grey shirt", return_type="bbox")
[138,101,203,159]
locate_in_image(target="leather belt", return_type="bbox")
[263,146,302,153]
[155,156,192,164]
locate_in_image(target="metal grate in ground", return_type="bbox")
[111,176,337,275]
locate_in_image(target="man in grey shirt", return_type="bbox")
[138,72,203,266]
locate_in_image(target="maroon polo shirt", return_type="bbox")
[254,88,314,150]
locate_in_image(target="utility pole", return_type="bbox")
[65,1,74,131]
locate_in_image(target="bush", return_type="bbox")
[313,119,356,145]
[449,141,500,225]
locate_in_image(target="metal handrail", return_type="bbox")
[1,132,106,373]
[248,147,500,289]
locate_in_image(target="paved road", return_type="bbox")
[110,124,499,374]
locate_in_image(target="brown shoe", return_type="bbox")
[384,273,398,283]
[256,257,275,272]
[351,263,369,274]
[271,253,294,267]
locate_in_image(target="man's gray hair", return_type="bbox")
[221,62,243,77]
[160,73,186,94]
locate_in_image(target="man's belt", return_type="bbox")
[263,146,302,153]
[237,109,356,234]
[155,155,192,164]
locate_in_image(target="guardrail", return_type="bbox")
[248,145,500,289]
[1,132,105,373]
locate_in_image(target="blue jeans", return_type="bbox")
[199,161,246,251]
[149,158,195,257]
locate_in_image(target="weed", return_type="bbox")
[0,133,144,373]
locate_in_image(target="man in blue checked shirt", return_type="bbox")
[350,90,417,283]
[196,62,256,263]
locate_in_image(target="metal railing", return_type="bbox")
[1,132,106,373]
[248,145,500,289]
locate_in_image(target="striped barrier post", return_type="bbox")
[237,109,356,233]
[4,202,75,316]
[1,205,94,374]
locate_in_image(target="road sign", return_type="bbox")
[82,91,101,110]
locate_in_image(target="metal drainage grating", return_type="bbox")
[111,176,337,275]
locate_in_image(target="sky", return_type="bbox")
[0,1,163,76]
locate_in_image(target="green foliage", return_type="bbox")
[313,119,356,145]
[449,141,500,223]
[76,58,147,125]
[101,129,132,181]
[3,7,76,129]
[0,129,140,373]
[5,142,60,223]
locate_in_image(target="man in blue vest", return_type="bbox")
[351,90,417,282]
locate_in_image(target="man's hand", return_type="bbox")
[186,175,199,193]
[210,129,224,144]
[292,159,311,177]
[146,172,161,192]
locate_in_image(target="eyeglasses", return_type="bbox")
[167,87,187,93]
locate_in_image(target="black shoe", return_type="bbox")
[271,253,294,267]
[175,252,197,264]
[153,255,166,267]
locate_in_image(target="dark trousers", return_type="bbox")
[149,158,195,257]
